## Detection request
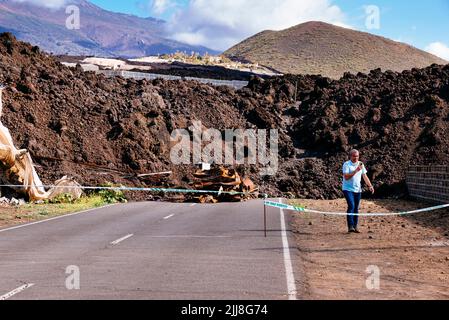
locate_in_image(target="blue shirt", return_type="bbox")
[342,161,368,193]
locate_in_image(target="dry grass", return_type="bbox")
[0,195,108,229]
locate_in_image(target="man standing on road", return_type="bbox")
[343,149,375,233]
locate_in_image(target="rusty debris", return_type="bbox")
[190,166,258,203]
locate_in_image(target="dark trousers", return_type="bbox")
[343,191,362,229]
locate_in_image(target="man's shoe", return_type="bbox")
[348,227,355,233]
[353,228,361,234]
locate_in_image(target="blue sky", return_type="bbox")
[338,0,449,50]
[88,0,449,58]
[89,0,187,20]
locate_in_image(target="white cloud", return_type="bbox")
[150,0,174,15]
[165,0,348,51]
[392,37,415,46]
[332,22,355,30]
[12,0,68,9]
[425,42,449,61]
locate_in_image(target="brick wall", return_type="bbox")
[406,166,449,203]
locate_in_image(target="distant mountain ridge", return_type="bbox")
[224,21,448,79]
[0,0,216,57]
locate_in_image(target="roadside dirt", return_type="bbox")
[291,199,449,300]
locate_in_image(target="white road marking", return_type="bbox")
[144,235,231,238]
[0,204,117,234]
[110,234,134,245]
[279,198,298,300]
[0,283,35,300]
[163,214,175,220]
[190,204,197,207]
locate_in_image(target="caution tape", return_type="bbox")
[2,183,447,216]
[264,200,449,217]
[0,184,265,197]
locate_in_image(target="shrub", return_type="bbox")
[97,183,128,204]
[49,193,75,204]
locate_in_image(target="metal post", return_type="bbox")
[264,201,267,238]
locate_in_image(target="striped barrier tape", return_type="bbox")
[1,183,447,216]
[0,184,265,197]
[264,200,449,217]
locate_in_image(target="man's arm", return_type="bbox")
[344,164,363,181]
[363,174,375,194]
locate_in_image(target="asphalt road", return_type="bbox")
[0,199,299,300]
